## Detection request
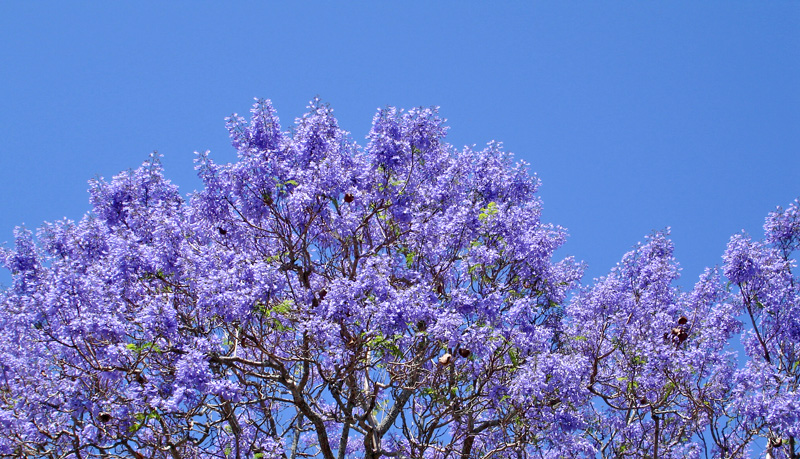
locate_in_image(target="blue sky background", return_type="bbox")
[1,2,798,288]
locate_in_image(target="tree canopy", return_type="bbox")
[1,99,798,459]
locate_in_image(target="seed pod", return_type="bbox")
[344,193,354,203]
[677,316,688,325]
[318,288,327,300]
[98,412,112,423]
[458,348,471,358]
[218,227,227,235]
[439,353,452,365]
[436,284,444,295]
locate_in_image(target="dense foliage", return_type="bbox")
[0,99,798,459]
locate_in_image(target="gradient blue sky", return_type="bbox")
[1,2,798,287]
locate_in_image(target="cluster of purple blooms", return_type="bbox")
[0,99,798,459]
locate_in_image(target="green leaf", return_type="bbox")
[273,299,293,315]
[509,348,520,367]
[478,201,499,222]
[253,301,268,315]
[126,342,161,354]
[265,252,286,263]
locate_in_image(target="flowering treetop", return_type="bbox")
[0,99,798,459]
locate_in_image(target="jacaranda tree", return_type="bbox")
[567,232,741,458]
[0,98,798,459]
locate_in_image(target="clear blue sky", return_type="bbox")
[1,2,798,287]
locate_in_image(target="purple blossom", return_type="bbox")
[2,98,799,458]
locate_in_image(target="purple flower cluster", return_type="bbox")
[0,99,798,459]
